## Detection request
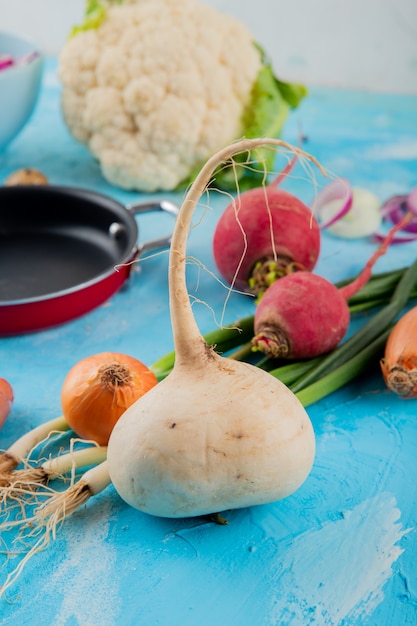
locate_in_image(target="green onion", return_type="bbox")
[293,328,390,407]
[151,264,417,401]
[268,356,324,387]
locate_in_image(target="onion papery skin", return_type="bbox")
[61,352,158,445]
[0,378,14,427]
[381,307,417,398]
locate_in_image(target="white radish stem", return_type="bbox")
[107,138,319,518]
[0,415,69,476]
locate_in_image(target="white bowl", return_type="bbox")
[0,31,43,150]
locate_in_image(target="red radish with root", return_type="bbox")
[212,154,321,296]
[252,213,413,359]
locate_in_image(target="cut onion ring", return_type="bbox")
[314,179,417,243]
[312,178,352,229]
[377,186,417,242]
[312,179,382,238]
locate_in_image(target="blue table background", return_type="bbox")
[1,58,417,625]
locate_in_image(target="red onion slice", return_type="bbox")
[407,186,417,215]
[0,51,39,72]
[312,178,353,229]
[381,187,417,234]
[374,186,417,243]
[0,55,14,71]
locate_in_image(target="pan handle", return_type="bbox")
[127,200,179,256]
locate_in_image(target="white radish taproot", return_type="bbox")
[107,138,318,518]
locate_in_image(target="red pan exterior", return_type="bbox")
[0,255,136,335]
[0,185,141,335]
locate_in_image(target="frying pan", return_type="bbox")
[0,185,179,335]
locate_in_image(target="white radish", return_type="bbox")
[107,138,317,518]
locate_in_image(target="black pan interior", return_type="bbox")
[0,186,138,301]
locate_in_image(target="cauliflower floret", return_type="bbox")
[96,47,130,90]
[59,0,262,191]
[59,30,101,94]
[84,86,135,132]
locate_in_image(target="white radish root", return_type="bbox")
[107,138,319,518]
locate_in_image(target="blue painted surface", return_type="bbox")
[1,58,417,625]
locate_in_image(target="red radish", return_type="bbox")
[252,213,413,359]
[212,168,321,296]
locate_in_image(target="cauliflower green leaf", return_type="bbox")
[70,0,124,37]
[65,1,307,192]
[182,49,307,191]
[70,0,108,37]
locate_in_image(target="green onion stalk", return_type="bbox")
[150,262,417,406]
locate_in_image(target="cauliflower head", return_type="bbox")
[59,0,305,192]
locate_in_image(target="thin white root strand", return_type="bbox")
[0,461,111,598]
[38,444,108,482]
[0,445,107,501]
[1,467,50,491]
[0,530,53,599]
[0,447,108,537]
[0,486,53,529]
[31,460,111,537]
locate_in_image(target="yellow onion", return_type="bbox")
[381,306,417,398]
[61,352,158,445]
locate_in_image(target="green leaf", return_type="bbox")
[210,46,308,191]
[242,64,290,139]
[274,78,308,109]
[70,0,108,37]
